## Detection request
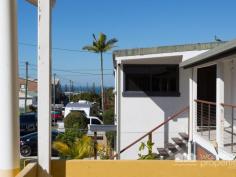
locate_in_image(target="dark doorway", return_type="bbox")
[197,65,216,128]
[197,65,216,102]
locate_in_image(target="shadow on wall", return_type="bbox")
[51,160,66,177]
[149,95,189,148]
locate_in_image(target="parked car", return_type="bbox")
[20,130,60,157]
[20,113,37,136]
[56,110,103,133]
[51,110,63,121]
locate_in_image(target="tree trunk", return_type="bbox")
[100,52,104,112]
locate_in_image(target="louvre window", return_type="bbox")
[123,65,180,97]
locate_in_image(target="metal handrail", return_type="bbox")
[195,99,216,105]
[195,99,216,140]
[221,103,236,152]
[221,103,236,109]
[113,106,189,158]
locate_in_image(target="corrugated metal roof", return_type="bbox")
[180,39,236,68]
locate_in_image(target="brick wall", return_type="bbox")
[19,78,37,92]
[196,144,216,160]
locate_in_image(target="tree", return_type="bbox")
[71,92,100,104]
[62,111,89,142]
[83,33,118,112]
[64,84,68,92]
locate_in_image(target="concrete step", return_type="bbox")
[172,137,185,146]
[166,143,178,152]
[157,148,169,158]
[179,132,189,141]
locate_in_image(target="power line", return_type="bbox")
[19,62,113,75]
[19,67,113,76]
[19,42,113,54]
[19,61,113,71]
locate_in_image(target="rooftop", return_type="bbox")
[180,38,236,68]
[113,41,226,57]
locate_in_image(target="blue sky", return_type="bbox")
[18,0,236,87]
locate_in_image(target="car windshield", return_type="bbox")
[21,132,37,139]
[21,131,59,139]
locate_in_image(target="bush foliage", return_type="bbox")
[64,111,88,130]
[53,135,94,159]
[103,108,116,149]
[57,111,88,146]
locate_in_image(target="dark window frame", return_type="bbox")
[123,64,180,97]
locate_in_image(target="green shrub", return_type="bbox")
[71,92,101,104]
[138,140,160,160]
[103,108,114,124]
[57,111,88,145]
[103,108,116,149]
[56,129,80,146]
[53,135,94,160]
[64,111,88,130]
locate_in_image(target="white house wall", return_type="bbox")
[189,56,236,159]
[116,53,199,159]
[223,59,236,128]
[120,67,190,159]
[19,98,33,109]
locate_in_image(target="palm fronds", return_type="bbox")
[53,135,94,160]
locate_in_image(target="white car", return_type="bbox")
[56,115,103,133]
[56,106,103,133]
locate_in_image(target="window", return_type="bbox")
[126,74,150,91]
[20,84,25,89]
[91,119,101,125]
[123,65,180,97]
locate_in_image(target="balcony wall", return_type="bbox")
[16,163,37,177]
[18,160,236,177]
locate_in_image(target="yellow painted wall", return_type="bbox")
[16,163,37,177]
[0,168,19,177]
[51,160,236,177]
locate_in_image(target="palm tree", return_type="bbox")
[83,33,118,112]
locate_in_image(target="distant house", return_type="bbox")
[19,77,62,111]
[19,78,38,111]
[113,41,226,160]
[19,77,38,92]
[19,90,37,111]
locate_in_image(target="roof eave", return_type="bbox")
[180,39,236,69]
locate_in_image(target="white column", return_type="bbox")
[38,0,52,176]
[216,62,224,149]
[0,0,20,177]
[188,68,197,160]
[188,69,193,160]
[116,63,121,159]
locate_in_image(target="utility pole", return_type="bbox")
[53,73,56,124]
[71,81,74,92]
[92,82,96,93]
[24,61,29,113]
[86,82,89,92]
[69,80,72,102]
